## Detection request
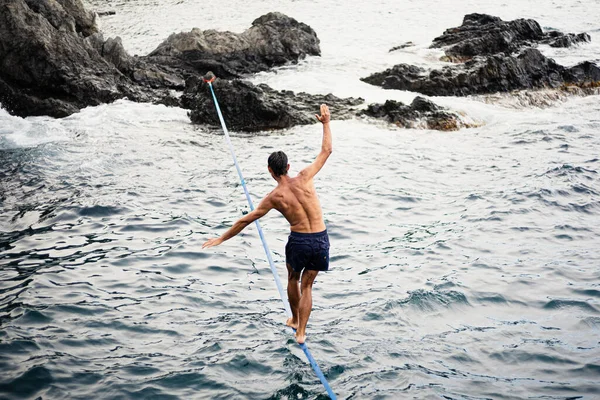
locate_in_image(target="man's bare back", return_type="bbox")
[203,104,332,344]
[263,173,326,233]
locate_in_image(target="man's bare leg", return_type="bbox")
[286,263,301,329]
[295,269,319,344]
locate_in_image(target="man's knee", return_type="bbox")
[301,270,318,289]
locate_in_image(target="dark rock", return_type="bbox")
[24,0,97,36]
[0,0,325,119]
[360,97,470,131]
[431,13,590,61]
[361,64,426,91]
[101,37,135,72]
[83,32,185,89]
[144,12,321,79]
[363,14,597,98]
[0,0,180,118]
[389,42,415,52]
[181,78,362,132]
[431,13,543,60]
[0,0,122,117]
[545,32,591,48]
[562,61,600,85]
[362,48,600,96]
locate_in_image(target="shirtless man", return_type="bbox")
[202,104,332,344]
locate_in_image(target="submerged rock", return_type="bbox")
[389,42,415,52]
[476,86,600,108]
[361,97,472,131]
[362,48,600,97]
[431,13,590,61]
[145,12,321,79]
[181,78,362,132]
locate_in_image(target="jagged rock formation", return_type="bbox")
[0,0,180,118]
[23,0,98,36]
[361,48,600,96]
[181,78,362,132]
[183,78,472,132]
[360,97,472,131]
[144,12,321,79]
[361,14,598,97]
[0,1,477,131]
[0,1,320,119]
[431,13,590,62]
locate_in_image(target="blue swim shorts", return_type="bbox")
[285,230,330,273]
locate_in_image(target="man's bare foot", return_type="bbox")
[295,332,306,344]
[286,317,298,330]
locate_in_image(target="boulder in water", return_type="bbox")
[145,12,321,79]
[183,77,472,131]
[362,48,600,96]
[361,97,472,131]
[181,78,362,132]
[431,13,590,61]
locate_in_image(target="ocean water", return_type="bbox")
[1,0,600,399]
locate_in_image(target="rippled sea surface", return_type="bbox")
[2,0,600,399]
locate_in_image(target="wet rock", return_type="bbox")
[476,86,600,109]
[362,48,600,97]
[181,78,362,132]
[24,0,98,36]
[562,61,600,84]
[101,37,135,72]
[0,0,324,119]
[362,14,597,98]
[389,42,415,52]
[84,33,185,90]
[0,0,179,118]
[144,12,321,79]
[431,13,590,61]
[360,96,471,131]
[124,10,320,83]
[544,32,591,48]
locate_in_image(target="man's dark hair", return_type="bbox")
[268,151,288,177]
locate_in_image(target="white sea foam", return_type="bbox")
[0,107,71,150]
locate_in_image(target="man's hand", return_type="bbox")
[202,237,224,249]
[315,104,330,124]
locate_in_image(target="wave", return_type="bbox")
[0,108,71,150]
[385,289,470,312]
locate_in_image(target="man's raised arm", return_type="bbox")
[299,104,332,180]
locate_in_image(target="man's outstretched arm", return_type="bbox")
[202,197,272,249]
[299,104,332,180]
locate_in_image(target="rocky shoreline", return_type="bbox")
[0,1,322,120]
[1,2,598,131]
